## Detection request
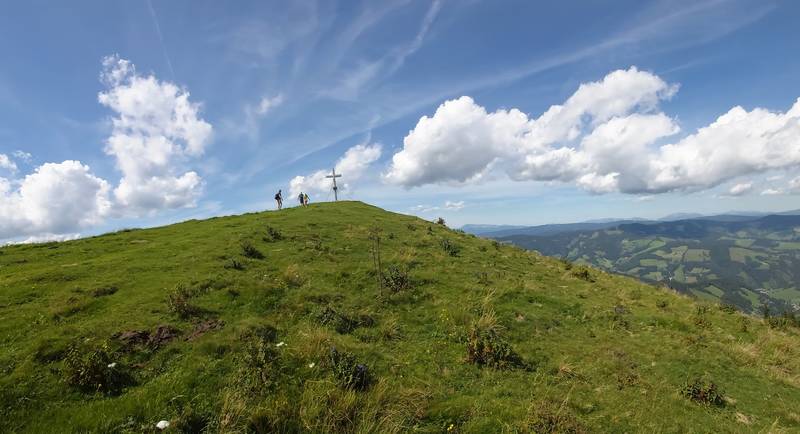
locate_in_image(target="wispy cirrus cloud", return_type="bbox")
[145,0,175,80]
[321,0,443,101]
[246,0,773,182]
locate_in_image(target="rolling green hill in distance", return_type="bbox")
[497,215,800,314]
[2,202,800,432]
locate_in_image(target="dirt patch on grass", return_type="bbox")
[186,319,225,341]
[114,324,181,350]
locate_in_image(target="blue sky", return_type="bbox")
[1,0,800,242]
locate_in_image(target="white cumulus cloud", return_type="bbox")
[0,154,17,172]
[17,233,82,245]
[444,200,465,210]
[12,151,33,163]
[410,200,466,213]
[790,176,800,194]
[289,143,382,199]
[98,54,213,213]
[761,188,783,196]
[384,67,800,195]
[0,161,111,239]
[0,56,213,243]
[728,182,753,196]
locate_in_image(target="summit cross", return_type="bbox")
[326,168,342,201]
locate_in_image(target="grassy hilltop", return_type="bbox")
[2,201,800,433]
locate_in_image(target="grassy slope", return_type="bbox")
[1,201,800,433]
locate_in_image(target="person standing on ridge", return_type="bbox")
[298,191,305,207]
[275,189,283,210]
[304,193,310,207]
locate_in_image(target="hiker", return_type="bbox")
[275,189,283,210]
[298,191,305,207]
[304,193,310,206]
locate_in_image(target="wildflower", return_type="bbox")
[107,362,117,368]
[308,362,315,368]
[275,341,286,347]
[156,420,170,430]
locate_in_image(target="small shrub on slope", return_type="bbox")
[329,347,371,390]
[382,265,413,293]
[62,342,132,395]
[570,266,595,282]
[91,285,118,297]
[282,264,306,288]
[237,334,283,394]
[466,310,529,370]
[240,240,264,259]
[167,283,200,319]
[263,226,283,242]
[693,305,710,328]
[523,400,587,434]
[440,239,461,257]
[610,304,630,330]
[224,258,245,270]
[739,316,751,333]
[681,376,725,407]
[767,310,800,330]
[380,316,402,341]
[316,306,374,334]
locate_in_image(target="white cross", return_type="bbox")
[325,168,342,201]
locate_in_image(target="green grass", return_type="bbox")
[684,249,711,262]
[2,201,800,432]
[689,289,718,303]
[643,271,664,281]
[729,247,765,263]
[768,287,800,304]
[639,258,667,269]
[734,238,755,248]
[654,246,688,263]
[673,264,686,282]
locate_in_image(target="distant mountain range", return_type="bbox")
[465,210,800,313]
[462,209,800,237]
